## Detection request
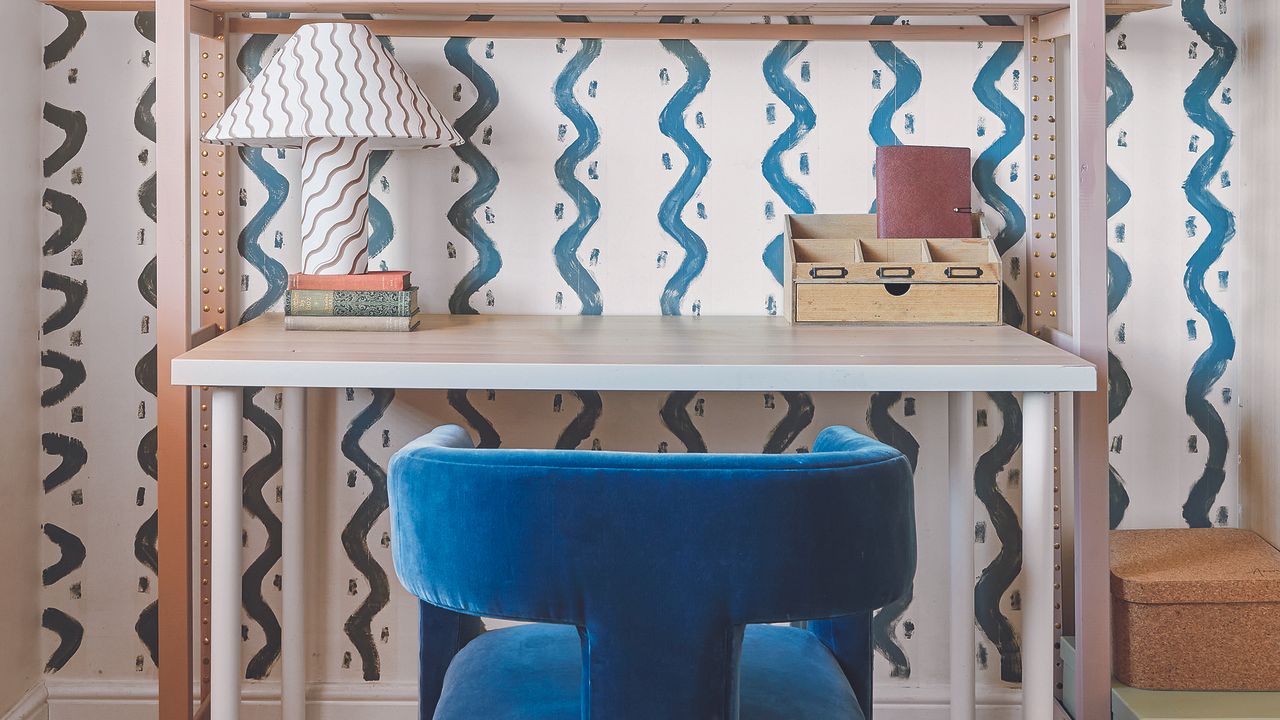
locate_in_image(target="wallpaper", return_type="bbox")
[35,0,1240,704]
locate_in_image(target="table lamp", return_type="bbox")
[203,22,461,275]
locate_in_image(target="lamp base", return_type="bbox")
[298,136,372,275]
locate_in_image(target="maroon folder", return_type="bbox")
[875,145,974,238]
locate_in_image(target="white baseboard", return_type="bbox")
[42,678,1023,720]
[2,683,48,720]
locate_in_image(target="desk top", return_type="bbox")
[172,314,1095,392]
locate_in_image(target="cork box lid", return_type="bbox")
[1111,529,1280,604]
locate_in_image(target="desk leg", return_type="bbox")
[211,387,243,720]
[948,392,976,720]
[1022,391,1055,720]
[282,388,307,720]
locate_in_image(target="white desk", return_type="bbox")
[173,313,1096,720]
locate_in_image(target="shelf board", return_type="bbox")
[43,0,155,8]
[172,314,1096,392]
[43,0,1171,16]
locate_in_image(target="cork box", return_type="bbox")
[1111,528,1280,691]
[782,213,1002,324]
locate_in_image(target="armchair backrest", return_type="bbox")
[390,424,916,720]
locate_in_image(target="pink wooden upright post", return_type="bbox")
[1068,0,1111,717]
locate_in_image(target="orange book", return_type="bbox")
[288,271,410,291]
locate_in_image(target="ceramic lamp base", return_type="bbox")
[298,136,372,275]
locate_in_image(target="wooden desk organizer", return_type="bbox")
[783,213,1002,324]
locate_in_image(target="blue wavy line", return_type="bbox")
[973,16,1026,329]
[37,356,79,412]
[445,16,502,315]
[237,31,289,324]
[43,7,85,69]
[762,391,813,454]
[447,390,502,448]
[866,392,918,678]
[42,523,86,587]
[133,15,160,668]
[40,350,84,407]
[868,17,921,153]
[42,271,87,335]
[1105,14,1134,528]
[657,17,710,316]
[235,30,290,680]
[759,22,816,454]
[341,389,396,680]
[971,16,1029,680]
[41,12,87,673]
[328,16,404,680]
[42,432,86,493]
[43,103,87,178]
[366,150,394,261]
[42,608,83,673]
[1181,0,1236,528]
[761,17,815,285]
[975,391,1024,682]
[555,391,603,449]
[660,391,707,452]
[553,18,603,314]
[42,189,85,256]
[314,18,403,680]
[862,18,921,675]
[241,388,283,679]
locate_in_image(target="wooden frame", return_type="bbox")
[155,2,196,718]
[51,0,1168,14]
[40,0,1166,717]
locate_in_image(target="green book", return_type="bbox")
[285,288,418,317]
[284,314,420,332]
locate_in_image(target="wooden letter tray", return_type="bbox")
[782,213,1002,325]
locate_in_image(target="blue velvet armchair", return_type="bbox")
[388,424,916,720]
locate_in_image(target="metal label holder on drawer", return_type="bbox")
[782,212,1002,325]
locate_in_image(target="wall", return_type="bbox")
[1,0,44,713]
[30,1,1243,715]
[36,5,158,697]
[1239,1,1280,549]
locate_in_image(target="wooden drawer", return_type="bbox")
[783,213,1002,325]
[794,282,1001,324]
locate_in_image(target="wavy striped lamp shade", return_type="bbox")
[203,22,461,274]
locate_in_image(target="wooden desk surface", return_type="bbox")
[172,313,1095,392]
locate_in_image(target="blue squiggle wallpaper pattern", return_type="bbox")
[445,16,503,315]
[234,27,291,680]
[657,17,711,317]
[39,5,89,675]
[971,15,1028,682]
[1105,14,1135,529]
[35,3,1242,690]
[553,17,604,315]
[862,15,923,679]
[1180,0,1237,528]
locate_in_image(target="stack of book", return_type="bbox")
[284,270,420,331]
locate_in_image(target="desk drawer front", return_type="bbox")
[793,282,1001,324]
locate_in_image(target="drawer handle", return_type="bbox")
[876,266,915,279]
[944,266,984,279]
[810,266,849,279]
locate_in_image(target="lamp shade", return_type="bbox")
[204,22,461,149]
[202,22,460,275]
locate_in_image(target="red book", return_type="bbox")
[288,271,410,291]
[875,145,975,238]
